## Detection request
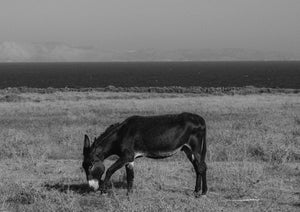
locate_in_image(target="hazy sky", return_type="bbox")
[1,0,300,53]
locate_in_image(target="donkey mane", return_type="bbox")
[92,122,121,148]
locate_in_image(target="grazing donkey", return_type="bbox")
[82,112,207,197]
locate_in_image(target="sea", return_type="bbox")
[0,61,299,89]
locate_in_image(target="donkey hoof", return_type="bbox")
[100,189,108,195]
[126,189,133,196]
[193,191,202,198]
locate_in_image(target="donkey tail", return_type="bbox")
[200,126,207,162]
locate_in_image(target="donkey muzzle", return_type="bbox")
[88,179,99,190]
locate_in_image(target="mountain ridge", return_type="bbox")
[0,41,297,62]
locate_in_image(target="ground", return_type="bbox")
[0,91,299,211]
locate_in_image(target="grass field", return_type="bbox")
[0,91,299,211]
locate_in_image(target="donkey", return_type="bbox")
[82,112,207,197]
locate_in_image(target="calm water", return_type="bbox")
[0,61,299,89]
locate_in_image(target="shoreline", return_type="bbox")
[1,86,299,95]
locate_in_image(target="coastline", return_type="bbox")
[1,85,299,95]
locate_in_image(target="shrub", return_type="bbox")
[247,143,268,161]
[0,94,26,102]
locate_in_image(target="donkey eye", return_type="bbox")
[89,164,94,171]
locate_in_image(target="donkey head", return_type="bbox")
[82,134,105,191]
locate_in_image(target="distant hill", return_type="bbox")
[0,41,297,62]
[0,41,96,62]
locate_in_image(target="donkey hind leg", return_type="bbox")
[193,152,207,195]
[182,146,207,197]
[201,161,208,195]
[182,146,201,196]
[197,155,207,195]
[125,162,134,194]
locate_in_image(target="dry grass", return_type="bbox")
[0,91,299,211]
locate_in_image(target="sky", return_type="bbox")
[1,0,300,54]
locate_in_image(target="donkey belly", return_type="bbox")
[134,144,188,159]
[133,126,191,159]
[145,150,180,159]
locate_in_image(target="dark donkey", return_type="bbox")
[82,112,207,196]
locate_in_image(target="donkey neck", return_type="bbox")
[92,127,120,160]
[90,122,123,161]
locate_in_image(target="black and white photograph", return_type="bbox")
[0,1,299,211]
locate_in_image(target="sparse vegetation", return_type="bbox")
[1,85,299,96]
[0,90,299,211]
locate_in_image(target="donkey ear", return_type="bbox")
[84,134,90,148]
[83,134,90,156]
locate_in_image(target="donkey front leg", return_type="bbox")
[125,162,134,194]
[102,158,128,193]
